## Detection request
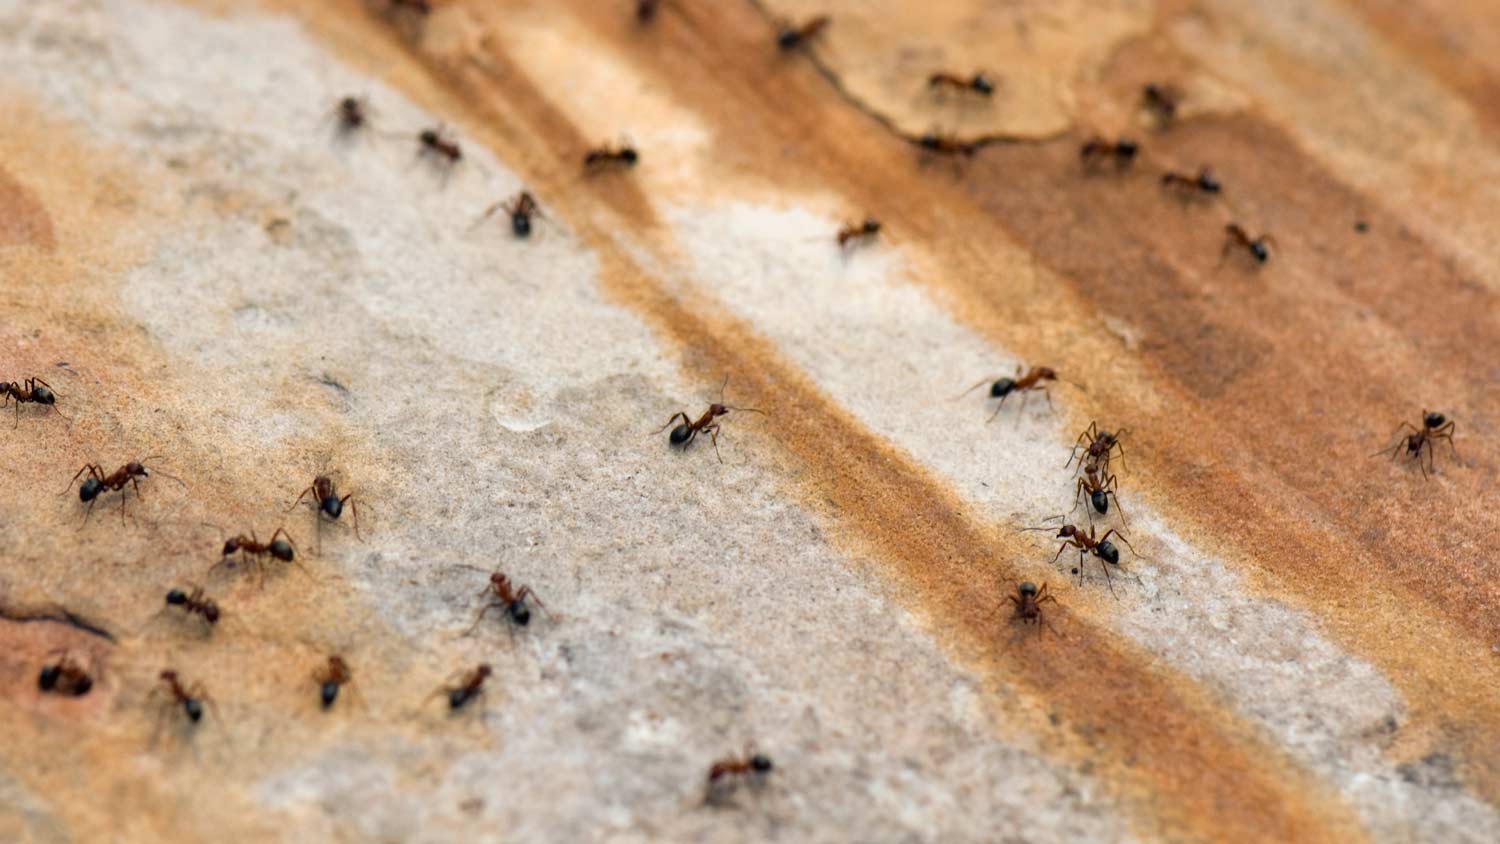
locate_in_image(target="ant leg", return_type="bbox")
[62,464,102,496]
[517,587,552,619]
[985,395,1009,424]
[650,411,692,436]
[343,494,364,541]
[1098,555,1118,599]
[705,423,724,464]
[1098,528,1138,557]
[286,485,316,513]
[464,602,502,635]
[1108,490,1128,527]
[1042,387,1055,413]
[1049,542,1071,565]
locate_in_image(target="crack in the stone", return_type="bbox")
[0,603,117,643]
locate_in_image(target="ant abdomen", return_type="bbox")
[320,496,344,519]
[321,682,340,709]
[509,602,531,626]
[1091,489,1110,514]
[80,478,102,502]
[669,425,693,446]
[1424,412,1446,429]
[1097,541,1120,565]
[990,378,1016,397]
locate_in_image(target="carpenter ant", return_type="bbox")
[164,585,221,627]
[1080,136,1138,171]
[64,458,182,525]
[314,656,354,710]
[215,528,305,584]
[652,377,766,463]
[332,95,368,135]
[1070,461,1125,525]
[475,191,542,238]
[959,366,1076,421]
[1374,410,1458,478]
[776,15,829,51]
[706,743,774,801]
[418,126,463,175]
[837,218,881,250]
[38,652,93,697]
[1066,421,1128,475]
[153,669,214,724]
[918,131,979,160]
[1161,166,1220,198]
[1221,224,1275,264]
[1007,581,1057,636]
[288,474,364,550]
[584,143,638,171]
[436,663,492,711]
[1025,523,1137,595]
[928,71,995,97]
[466,571,549,634]
[1141,83,1181,125]
[2,377,67,427]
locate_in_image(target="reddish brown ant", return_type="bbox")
[1007,581,1057,636]
[288,474,364,551]
[2,377,67,427]
[706,743,774,801]
[837,218,881,250]
[584,142,639,171]
[466,571,550,634]
[1161,166,1220,198]
[959,366,1078,421]
[64,458,183,525]
[1070,461,1126,526]
[918,131,979,161]
[928,71,995,97]
[1025,522,1137,596]
[38,651,94,697]
[435,663,492,711]
[314,656,354,710]
[1067,421,1127,475]
[1374,410,1458,478]
[1141,83,1181,125]
[417,126,463,177]
[1221,224,1275,264]
[1080,136,1139,171]
[332,95,368,135]
[153,669,214,724]
[652,377,766,463]
[164,585,221,627]
[777,15,829,51]
[214,528,306,584]
[475,191,542,238]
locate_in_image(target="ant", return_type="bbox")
[215,528,305,585]
[332,95,368,135]
[652,377,766,463]
[436,663,492,711]
[918,131,979,161]
[476,191,542,238]
[777,15,829,51]
[1374,410,1458,478]
[153,669,214,724]
[164,585,221,627]
[1221,224,1275,265]
[38,652,94,696]
[960,366,1075,421]
[1070,460,1125,525]
[837,217,881,250]
[288,474,364,549]
[1080,136,1138,171]
[637,0,662,22]
[706,743,774,801]
[1007,581,1057,636]
[418,127,462,174]
[314,656,354,710]
[466,571,550,634]
[1161,166,1220,198]
[65,458,181,525]
[584,142,638,171]
[2,377,67,427]
[386,0,432,16]
[1141,83,1181,125]
[928,71,995,97]
[1026,523,1137,596]
[1066,421,1127,475]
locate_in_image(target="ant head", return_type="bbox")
[340,95,360,112]
[476,664,493,680]
[1424,411,1446,429]
[508,600,532,626]
[419,128,439,144]
[203,603,221,624]
[184,698,204,722]
[32,384,55,404]
[971,74,995,95]
[669,424,693,446]
[166,589,187,606]
[79,477,102,502]
[1090,489,1111,514]
[620,147,639,165]
[320,495,344,519]
[1037,368,1058,381]
[126,461,148,476]
[1018,581,1038,597]
[270,539,295,562]
[1057,525,1078,538]
[1096,541,1120,565]
[750,754,774,773]
[38,664,61,691]
[990,378,1016,397]
[160,669,178,683]
[321,681,340,709]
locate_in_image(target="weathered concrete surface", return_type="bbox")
[1,1,1498,842]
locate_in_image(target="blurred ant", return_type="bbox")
[164,585,221,627]
[332,95,368,135]
[64,458,183,525]
[388,0,432,13]
[1374,410,1457,478]
[434,663,492,711]
[1141,83,1181,125]
[153,669,214,724]
[215,528,306,584]
[288,474,364,551]
[1221,224,1274,264]
[1025,522,1137,596]
[1161,166,1220,199]
[637,0,663,22]
[418,127,463,176]
[777,15,829,51]
[959,366,1078,421]
[2,377,67,427]
[475,191,542,238]
[652,377,766,463]
[837,218,881,250]
[38,652,94,697]
[466,571,550,634]
[1080,136,1138,171]
[1007,581,1057,636]
[1070,461,1125,525]
[918,131,978,162]
[928,71,995,97]
[1067,422,1127,475]
[314,656,355,710]
[584,142,638,171]
[706,743,774,802]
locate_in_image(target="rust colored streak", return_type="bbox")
[0,165,56,250]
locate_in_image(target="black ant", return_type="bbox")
[918,131,979,161]
[38,652,94,696]
[652,377,766,463]
[1070,460,1125,525]
[959,366,1077,421]
[584,143,639,171]
[164,585,221,627]
[153,669,214,724]
[288,474,364,550]
[1141,83,1181,125]
[777,15,829,51]
[1080,136,1138,171]
[1374,410,1458,478]
[64,458,183,525]
[418,127,463,175]
[1007,581,1057,636]
[1025,523,1137,595]
[332,95,368,135]
[466,571,549,634]
[1221,224,1275,264]
[707,743,774,801]
[1066,421,1127,475]
[475,191,542,238]
[928,72,995,97]
[314,655,354,710]
[2,377,67,427]
[1161,166,1220,198]
[837,218,881,249]
[436,663,492,711]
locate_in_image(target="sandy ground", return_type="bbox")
[1,1,1499,842]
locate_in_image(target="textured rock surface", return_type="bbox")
[2,1,1499,842]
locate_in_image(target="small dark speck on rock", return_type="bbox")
[1354,220,1369,233]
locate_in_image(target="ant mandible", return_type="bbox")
[314,656,354,710]
[165,585,221,627]
[777,15,829,51]
[706,743,774,801]
[1161,166,1220,199]
[1080,136,1138,171]
[154,669,214,724]
[1221,224,1275,265]
[653,377,766,463]
[64,458,182,525]
[1374,410,1458,478]
[2,377,67,427]
[436,663,492,711]
[584,143,639,171]
[1066,421,1128,475]
[960,366,1076,421]
[38,652,94,696]
[928,72,995,97]
[466,571,550,634]
[1007,581,1057,636]
[475,191,542,238]
[288,474,364,549]
[1025,522,1137,595]
[837,218,881,250]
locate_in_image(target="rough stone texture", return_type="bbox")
[1,1,1499,842]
